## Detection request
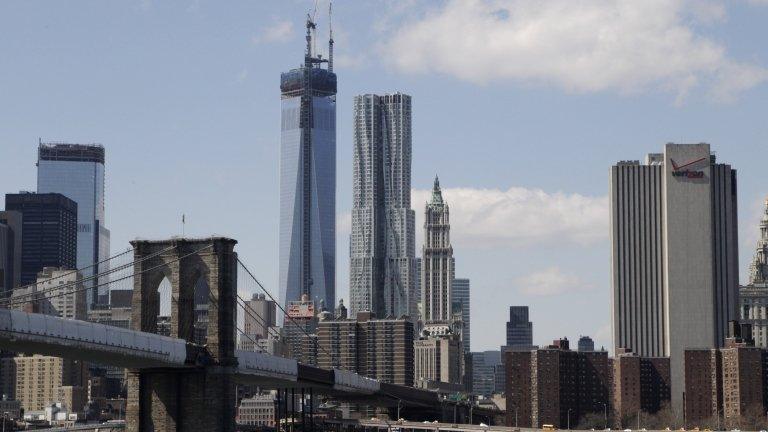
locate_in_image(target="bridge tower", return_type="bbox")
[126,237,238,432]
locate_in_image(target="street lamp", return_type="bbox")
[568,408,572,430]
[601,403,607,430]
[2,411,8,432]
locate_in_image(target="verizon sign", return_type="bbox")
[670,156,706,179]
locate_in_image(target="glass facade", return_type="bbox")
[506,305,533,348]
[37,144,110,308]
[279,72,336,315]
[4,193,77,286]
[452,278,470,352]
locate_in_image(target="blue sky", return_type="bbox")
[1,0,767,352]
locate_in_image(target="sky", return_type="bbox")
[1,0,767,353]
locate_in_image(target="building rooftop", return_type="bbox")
[38,143,105,164]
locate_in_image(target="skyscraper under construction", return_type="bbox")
[279,15,336,314]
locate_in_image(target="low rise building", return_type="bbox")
[237,393,275,427]
[0,396,21,420]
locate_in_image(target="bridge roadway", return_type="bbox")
[23,421,125,432]
[0,309,457,409]
[326,419,530,432]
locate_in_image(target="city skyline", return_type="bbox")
[1,1,768,353]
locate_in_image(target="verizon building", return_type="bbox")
[610,143,738,411]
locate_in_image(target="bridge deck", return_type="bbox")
[0,309,470,411]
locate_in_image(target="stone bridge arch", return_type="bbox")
[127,237,238,432]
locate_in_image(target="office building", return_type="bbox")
[740,198,768,347]
[243,293,276,340]
[316,310,414,386]
[506,306,533,349]
[684,324,766,429]
[414,333,463,389]
[421,177,455,323]
[0,210,22,295]
[278,17,336,315]
[283,295,319,365]
[610,143,739,410]
[24,267,86,320]
[578,336,595,352]
[237,393,276,427]
[472,350,502,397]
[237,292,281,356]
[505,338,610,428]
[88,305,131,329]
[611,349,670,427]
[452,278,470,352]
[37,143,110,307]
[349,93,417,320]
[1,355,87,412]
[5,193,77,286]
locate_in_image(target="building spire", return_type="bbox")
[328,1,334,73]
[749,197,768,285]
[305,14,315,60]
[431,175,443,205]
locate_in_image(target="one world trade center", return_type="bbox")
[278,15,336,315]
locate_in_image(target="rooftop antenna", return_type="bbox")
[328,1,334,73]
[310,0,319,59]
[305,13,314,60]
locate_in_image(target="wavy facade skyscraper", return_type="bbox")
[278,18,336,315]
[349,93,416,319]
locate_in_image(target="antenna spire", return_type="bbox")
[328,1,334,73]
[305,14,315,59]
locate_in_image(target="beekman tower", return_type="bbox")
[349,93,417,319]
[279,16,336,314]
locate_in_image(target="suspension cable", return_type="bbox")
[0,244,177,306]
[235,294,284,346]
[236,258,332,359]
[1,244,213,309]
[0,247,137,298]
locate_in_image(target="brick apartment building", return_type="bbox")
[506,338,610,428]
[685,322,768,429]
[611,348,671,426]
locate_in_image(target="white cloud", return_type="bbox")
[412,186,608,248]
[515,266,595,296]
[381,0,767,102]
[252,19,294,45]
